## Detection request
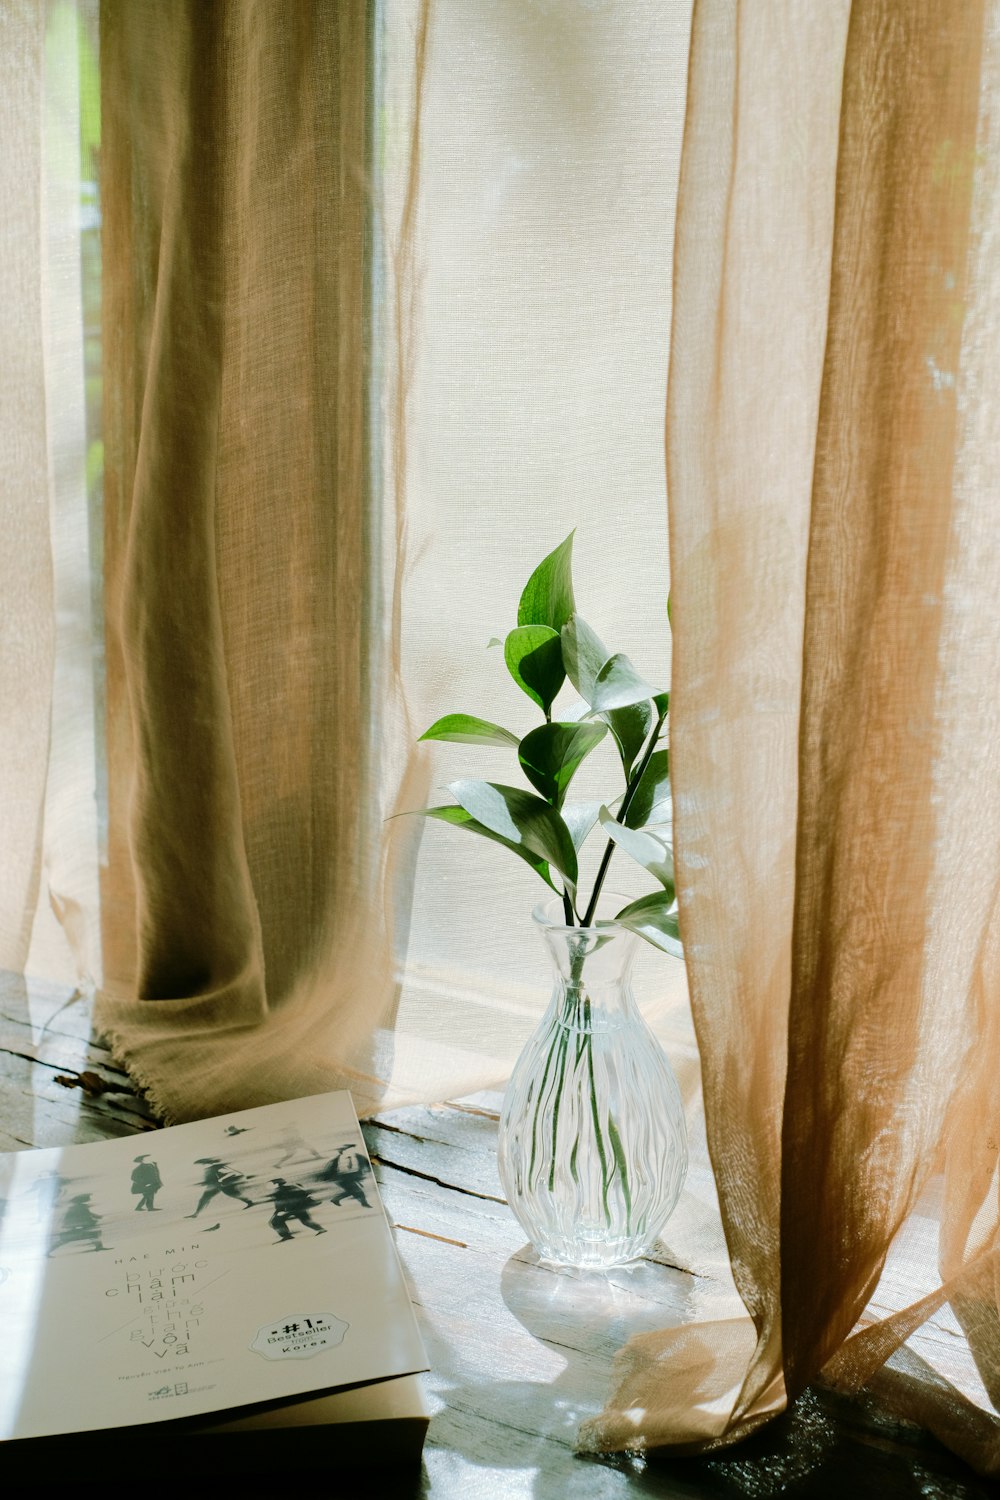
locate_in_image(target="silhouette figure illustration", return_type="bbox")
[186,1158,254,1217]
[131,1154,163,1211]
[268,1179,326,1242]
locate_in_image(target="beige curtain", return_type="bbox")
[92,0,397,1116]
[1,0,101,995]
[0,2,54,977]
[582,0,1000,1475]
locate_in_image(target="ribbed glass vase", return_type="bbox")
[497,901,688,1268]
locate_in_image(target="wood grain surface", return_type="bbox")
[0,970,992,1499]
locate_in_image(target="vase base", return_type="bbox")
[528,1234,660,1270]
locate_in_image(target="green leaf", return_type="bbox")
[624,748,670,829]
[592,653,655,713]
[518,721,608,808]
[652,690,670,718]
[419,806,556,890]
[504,625,565,713]
[601,699,653,779]
[419,713,520,748]
[561,801,603,852]
[615,889,682,956]
[448,780,578,893]
[561,615,652,712]
[599,808,674,894]
[517,531,576,632]
[560,614,609,703]
[487,637,503,649]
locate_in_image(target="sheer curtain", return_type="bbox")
[1,0,101,993]
[92,0,393,1114]
[6,0,1000,1477]
[582,0,1000,1475]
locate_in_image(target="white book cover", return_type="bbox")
[0,1091,428,1441]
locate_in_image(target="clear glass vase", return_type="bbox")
[497,901,688,1268]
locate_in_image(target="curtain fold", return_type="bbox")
[583,0,1000,1475]
[784,0,989,1395]
[94,0,395,1116]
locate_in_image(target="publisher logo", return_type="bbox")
[251,1312,348,1361]
[148,1382,189,1400]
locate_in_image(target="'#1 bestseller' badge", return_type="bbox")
[251,1313,349,1361]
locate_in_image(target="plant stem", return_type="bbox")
[586,1012,612,1217]
[539,939,586,1193]
[546,1027,571,1191]
[581,839,616,929]
[560,885,575,925]
[580,708,667,927]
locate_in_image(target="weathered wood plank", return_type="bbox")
[0,1054,156,1152]
[366,1109,507,1202]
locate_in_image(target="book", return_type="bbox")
[0,1090,430,1473]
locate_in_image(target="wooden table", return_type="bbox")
[1,969,993,1499]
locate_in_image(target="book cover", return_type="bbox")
[0,1090,429,1456]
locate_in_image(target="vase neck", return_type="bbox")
[537,921,638,1023]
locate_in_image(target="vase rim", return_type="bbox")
[531,894,633,935]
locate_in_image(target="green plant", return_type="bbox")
[411,532,679,952]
